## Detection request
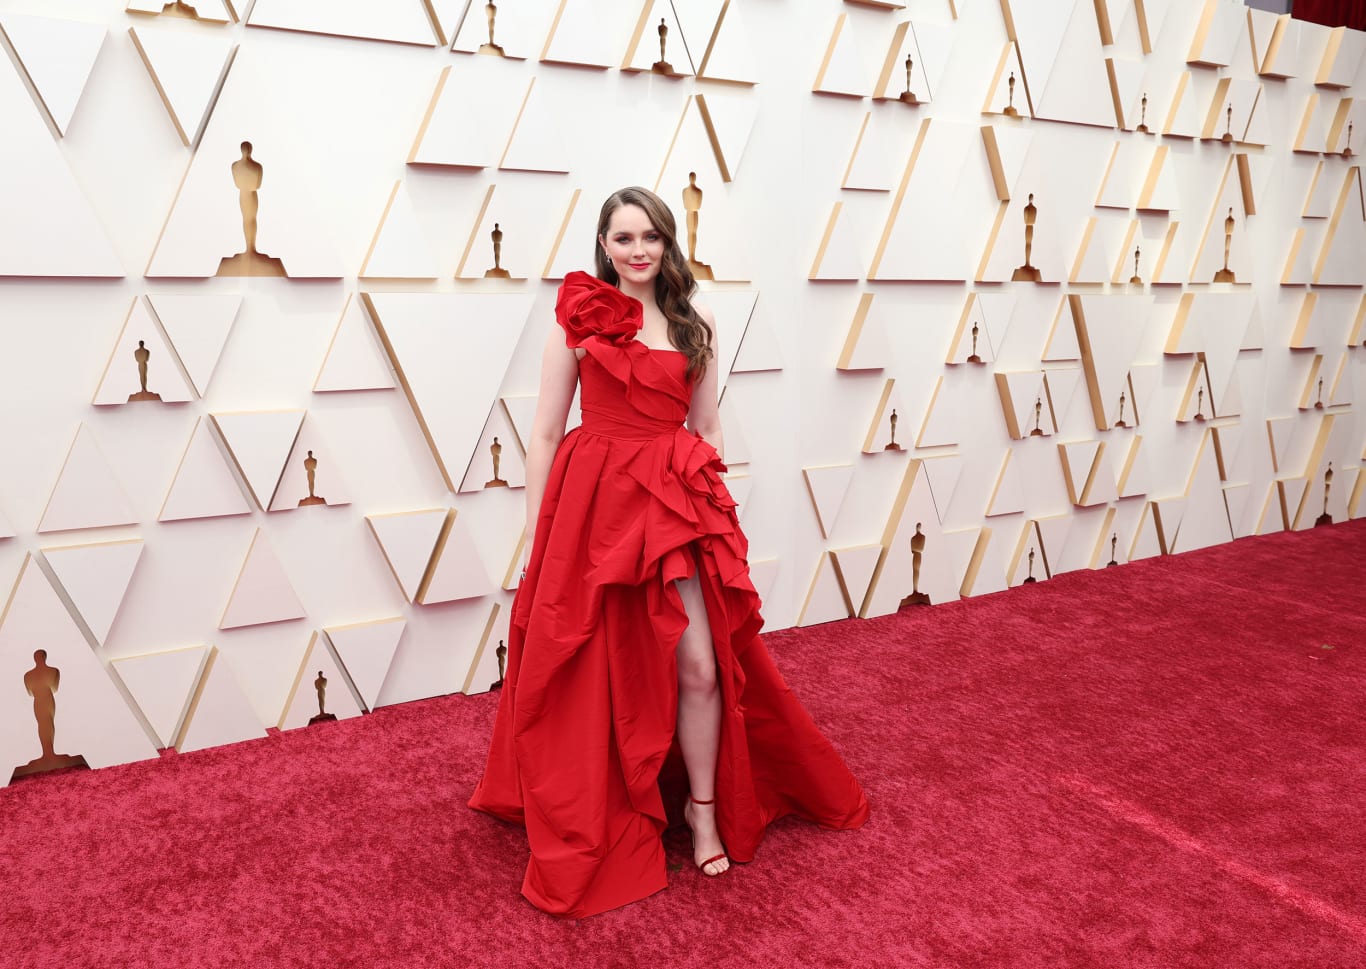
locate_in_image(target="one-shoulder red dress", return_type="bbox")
[469,272,869,918]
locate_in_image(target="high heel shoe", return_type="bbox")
[685,794,730,876]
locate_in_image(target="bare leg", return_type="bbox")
[674,566,729,875]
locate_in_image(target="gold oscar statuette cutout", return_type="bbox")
[1136,93,1150,134]
[900,523,931,606]
[967,321,983,363]
[12,650,88,782]
[484,436,508,488]
[217,142,288,277]
[1022,546,1038,583]
[1194,385,1206,422]
[1221,102,1234,144]
[308,670,337,725]
[1316,463,1334,527]
[1107,532,1119,567]
[485,223,511,279]
[128,340,163,402]
[154,2,208,21]
[1114,389,1129,428]
[884,408,904,451]
[1343,121,1354,159]
[1003,71,1021,118]
[1012,193,1042,281]
[1314,377,1325,410]
[1213,207,1237,283]
[493,639,507,688]
[652,17,674,74]
[299,450,327,506]
[1129,246,1143,285]
[1029,396,1045,436]
[479,1,505,56]
[899,55,919,106]
[683,172,713,280]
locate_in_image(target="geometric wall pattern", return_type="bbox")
[0,0,1361,777]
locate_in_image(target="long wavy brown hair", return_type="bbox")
[594,186,713,382]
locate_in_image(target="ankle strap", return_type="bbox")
[689,794,715,805]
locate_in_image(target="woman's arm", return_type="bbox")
[686,304,724,461]
[523,326,580,561]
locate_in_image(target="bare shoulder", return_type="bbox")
[690,299,718,344]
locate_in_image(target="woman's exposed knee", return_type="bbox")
[678,647,718,696]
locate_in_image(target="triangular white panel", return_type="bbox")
[145,81,345,278]
[419,511,493,604]
[110,646,209,749]
[837,294,890,371]
[176,647,267,753]
[1316,168,1366,286]
[693,91,759,182]
[542,188,594,280]
[705,289,758,397]
[359,182,440,280]
[0,556,158,784]
[863,462,958,616]
[277,631,364,730]
[219,528,306,629]
[1171,434,1232,552]
[248,0,439,47]
[128,24,236,146]
[697,0,758,85]
[541,0,619,68]
[797,553,851,626]
[366,293,533,491]
[500,77,574,174]
[499,395,538,453]
[718,394,751,464]
[146,293,241,397]
[810,202,864,280]
[1030,0,1116,128]
[0,13,106,135]
[452,0,535,58]
[462,603,507,695]
[38,425,138,534]
[0,55,122,276]
[160,417,252,523]
[314,295,395,392]
[93,298,195,405]
[408,62,524,168]
[211,410,304,510]
[622,1,689,75]
[813,13,870,97]
[42,539,144,646]
[1070,218,1113,284]
[843,112,900,192]
[324,618,405,711]
[365,509,447,602]
[459,402,526,493]
[667,0,724,75]
[269,416,351,511]
[802,465,854,539]
[830,544,883,616]
[986,450,1026,517]
[730,300,783,373]
[865,378,910,452]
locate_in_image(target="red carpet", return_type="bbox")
[2,520,1364,968]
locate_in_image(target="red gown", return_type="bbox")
[469,271,869,918]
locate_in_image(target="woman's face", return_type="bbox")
[601,204,666,285]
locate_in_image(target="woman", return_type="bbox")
[469,187,868,919]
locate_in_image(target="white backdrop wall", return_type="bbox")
[0,0,1362,779]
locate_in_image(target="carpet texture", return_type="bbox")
[1,520,1363,968]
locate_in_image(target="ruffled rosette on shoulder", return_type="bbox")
[555,271,642,348]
